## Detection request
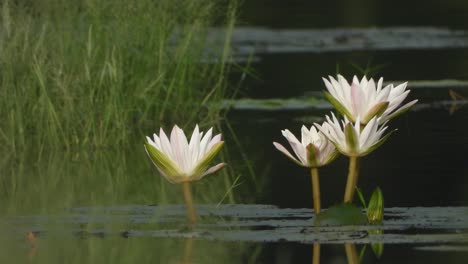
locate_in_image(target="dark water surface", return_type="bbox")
[222,1,468,262]
[2,205,468,263]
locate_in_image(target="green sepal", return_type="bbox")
[191,141,225,181]
[324,91,355,122]
[360,130,395,156]
[362,101,389,124]
[144,143,184,182]
[344,123,358,155]
[306,143,318,167]
[359,245,367,262]
[356,187,367,209]
[384,101,417,122]
[323,149,340,166]
[371,242,384,259]
[367,187,384,224]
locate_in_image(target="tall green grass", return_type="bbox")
[0,0,236,152]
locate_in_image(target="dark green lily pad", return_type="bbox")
[314,203,368,226]
[221,97,330,111]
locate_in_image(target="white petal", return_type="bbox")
[282,129,307,164]
[170,125,188,171]
[359,117,376,150]
[385,90,410,113]
[273,142,302,165]
[198,127,213,159]
[200,163,227,178]
[376,84,392,102]
[206,134,222,151]
[388,82,408,100]
[323,77,338,97]
[146,136,158,149]
[159,128,175,162]
[376,77,384,93]
[188,125,201,167]
[153,133,161,149]
[301,125,310,146]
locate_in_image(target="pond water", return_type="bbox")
[2,1,468,263]
[223,1,468,262]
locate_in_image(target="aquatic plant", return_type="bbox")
[145,125,226,224]
[315,113,391,158]
[273,74,417,224]
[0,0,237,152]
[323,75,418,124]
[273,124,338,214]
[319,75,417,203]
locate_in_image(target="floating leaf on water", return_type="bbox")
[314,203,368,226]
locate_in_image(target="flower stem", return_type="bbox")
[182,181,197,225]
[311,167,321,214]
[183,238,194,263]
[344,156,360,203]
[313,243,321,264]
[344,244,359,264]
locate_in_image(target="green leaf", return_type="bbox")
[361,130,395,156]
[191,141,225,180]
[144,143,184,183]
[314,203,368,226]
[362,101,389,124]
[367,187,384,224]
[324,91,355,122]
[356,187,367,209]
[359,245,367,262]
[371,242,384,258]
[344,123,358,155]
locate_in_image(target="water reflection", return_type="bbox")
[313,243,359,264]
[6,231,257,263]
[0,147,237,213]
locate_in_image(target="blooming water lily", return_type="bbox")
[315,113,392,157]
[144,124,226,184]
[273,124,339,214]
[323,75,418,124]
[144,124,226,225]
[273,125,338,168]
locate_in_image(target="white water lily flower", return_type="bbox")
[144,125,226,184]
[323,75,418,124]
[314,113,392,157]
[273,124,338,168]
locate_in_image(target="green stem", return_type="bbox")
[182,181,197,225]
[311,167,321,214]
[344,244,359,264]
[313,243,321,264]
[344,156,360,203]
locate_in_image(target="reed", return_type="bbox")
[0,0,237,152]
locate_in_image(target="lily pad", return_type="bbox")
[314,203,368,226]
[221,97,330,111]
